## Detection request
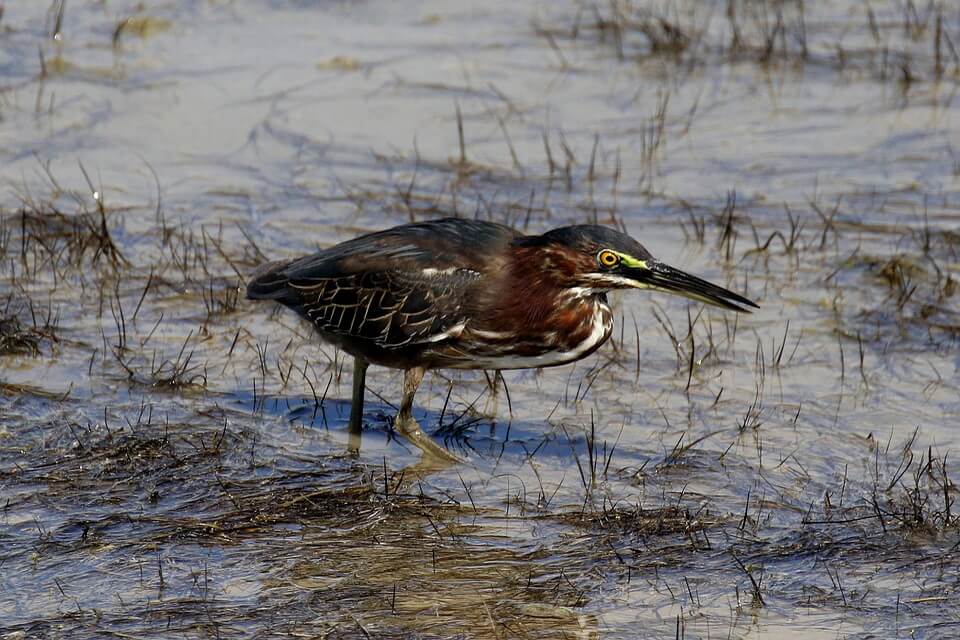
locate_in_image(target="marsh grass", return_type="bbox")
[1,404,608,639]
[545,0,960,84]
[2,1,960,637]
[2,194,127,280]
[5,149,958,638]
[3,196,960,638]
[0,295,58,356]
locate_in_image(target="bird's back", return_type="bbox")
[246,218,520,367]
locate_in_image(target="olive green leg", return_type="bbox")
[347,358,368,456]
[395,367,462,463]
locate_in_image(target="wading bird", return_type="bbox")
[247,218,757,460]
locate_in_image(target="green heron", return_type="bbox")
[247,218,757,460]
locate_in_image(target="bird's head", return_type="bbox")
[520,225,758,312]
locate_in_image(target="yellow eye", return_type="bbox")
[598,250,619,267]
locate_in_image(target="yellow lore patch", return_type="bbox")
[616,253,648,270]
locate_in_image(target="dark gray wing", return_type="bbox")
[288,268,480,348]
[278,218,517,278]
[247,218,517,348]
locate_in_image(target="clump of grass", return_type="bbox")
[833,249,958,347]
[113,330,209,391]
[201,276,242,317]
[548,502,722,538]
[546,0,960,84]
[0,296,58,356]
[4,166,128,283]
[876,436,956,534]
[0,314,44,356]
[801,429,958,537]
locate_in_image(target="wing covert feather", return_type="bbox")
[290,268,479,348]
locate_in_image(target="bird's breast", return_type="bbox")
[445,296,613,370]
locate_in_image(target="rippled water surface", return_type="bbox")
[2,1,959,638]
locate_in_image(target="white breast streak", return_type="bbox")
[421,267,479,278]
[421,267,458,277]
[470,328,513,340]
[467,302,613,370]
[424,322,466,343]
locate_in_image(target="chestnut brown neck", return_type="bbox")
[479,244,603,333]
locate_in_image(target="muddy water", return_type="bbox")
[2,1,959,638]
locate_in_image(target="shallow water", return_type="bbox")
[2,1,959,638]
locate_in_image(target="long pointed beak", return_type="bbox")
[625,260,759,312]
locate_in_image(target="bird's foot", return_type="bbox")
[345,414,364,458]
[395,414,463,464]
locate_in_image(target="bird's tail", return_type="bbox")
[246,260,294,301]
